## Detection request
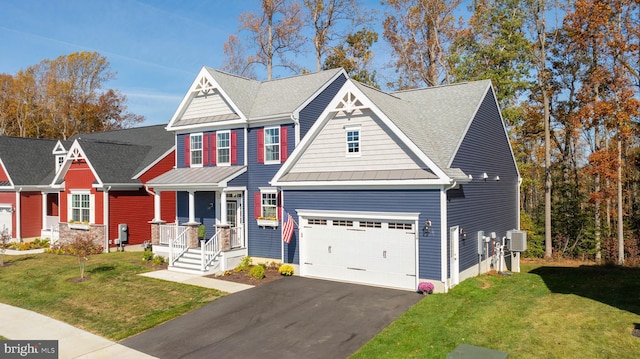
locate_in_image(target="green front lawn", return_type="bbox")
[0,252,222,340]
[353,262,640,359]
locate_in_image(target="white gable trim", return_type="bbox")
[51,140,103,187]
[272,80,452,186]
[0,159,14,188]
[166,67,248,131]
[52,140,67,155]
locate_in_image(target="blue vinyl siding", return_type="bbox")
[176,133,186,168]
[246,124,295,259]
[298,74,347,139]
[282,189,442,280]
[176,191,217,236]
[448,91,519,273]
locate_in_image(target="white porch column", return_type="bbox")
[41,192,47,230]
[103,188,109,252]
[188,191,196,223]
[220,190,227,224]
[153,191,161,222]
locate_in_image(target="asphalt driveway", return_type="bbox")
[122,276,421,359]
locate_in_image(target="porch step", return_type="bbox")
[169,248,220,274]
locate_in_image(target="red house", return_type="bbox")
[50,125,176,249]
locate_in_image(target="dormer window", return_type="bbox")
[56,155,65,172]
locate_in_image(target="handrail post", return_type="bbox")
[169,235,174,265]
[200,239,205,271]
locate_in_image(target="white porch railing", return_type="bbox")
[168,226,189,266]
[201,230,222,271]
[230,226,244,248]
[159,223,186,245]
[50,226,59,244]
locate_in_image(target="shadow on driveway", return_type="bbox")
[122,276,421,359]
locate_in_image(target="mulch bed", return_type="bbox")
[206,266,285,286]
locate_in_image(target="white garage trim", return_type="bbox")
[297,209,419,291]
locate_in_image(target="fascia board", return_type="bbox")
[292,69,349,117]
[132,147,176,180]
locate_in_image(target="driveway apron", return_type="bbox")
[122,276,422,359]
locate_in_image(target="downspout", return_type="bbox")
[15,188,22,240]
[144,185,160,222]
[440,180,458,293]
[104,186,111,252]
[291,113,300,145]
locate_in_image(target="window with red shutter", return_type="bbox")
[280,126,288,162]
[257,128,264,163]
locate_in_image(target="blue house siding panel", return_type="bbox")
[298,74,347,139]
[176,191,217,235]
[176,133,186,168]
[282,189,442,280]
[448,91,519,273]
[246,124,295,259]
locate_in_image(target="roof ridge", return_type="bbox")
[391,79,491,94]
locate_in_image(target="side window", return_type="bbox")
[346,127,360,156]
[261,192,277,219]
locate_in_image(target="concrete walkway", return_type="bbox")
[0,270,253,358]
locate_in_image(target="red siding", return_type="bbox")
[161,191,176,222]
[20,191,42,238]
[134,150,176,239]
[62,161,103,223]
[0,192,16,237]
[139,150,175,183]
[109,189,153,246]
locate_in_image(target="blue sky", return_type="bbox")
[0,0,393,126]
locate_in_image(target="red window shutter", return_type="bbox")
[231,130,238,164]
[257,128,264,163]
[203,133,209,166]
[184,135,190,167]
[210,133,216,165]
[280,126,288,162]
[254,192,261,219]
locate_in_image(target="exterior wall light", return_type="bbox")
[423,219,432,237]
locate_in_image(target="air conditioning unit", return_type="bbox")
[507,230,527,252]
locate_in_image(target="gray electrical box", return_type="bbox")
[507,230,527,252]
[477,231,484,255]
[118,223,128,243]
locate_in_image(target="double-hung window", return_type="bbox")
[346,126,360,156]
[264,127,280,163]
[261,192,278,219]
[71,192,91,223]
[190,133,203,166]
[217,131,230,165]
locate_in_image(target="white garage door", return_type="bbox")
[298,210,418,290]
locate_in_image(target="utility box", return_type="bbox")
[507,230,527,252]
[477,231,485,255]
[118,223,128,244]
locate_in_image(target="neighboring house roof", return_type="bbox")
[168,68,345,129]
[0,136,59,187]
[54,125,175,187]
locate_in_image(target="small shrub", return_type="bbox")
[235,256,252,272]
[259,262,267,269]
[418,282,434,295]
[142,250,154,262]
[151,255,165,266]
[248,265,265,279]
[267,261,280,270]
[278,264,294,276]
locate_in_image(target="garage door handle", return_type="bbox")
[328,245,331,253]
[383,250,387,258]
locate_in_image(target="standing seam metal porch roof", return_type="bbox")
[147,166,247,188]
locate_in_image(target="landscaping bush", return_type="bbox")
[248,265,265,279]
[151,255,165,266]
[141,250,154,263]
[8,238,50,251]
[235,256,252,272]
[278,264,294,276]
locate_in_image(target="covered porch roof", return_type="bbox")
[147,166,246,191]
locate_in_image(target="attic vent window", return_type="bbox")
[335,91,366,114]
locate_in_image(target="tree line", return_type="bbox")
[0,51,143,140]
[224,0,639,264]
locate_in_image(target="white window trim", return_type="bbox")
[55,155,65,172]
[260,191,278,219]
[190,133,203,168]
[68,190,95,224]
[345,125,361,157]
[216,130,231,166]
[264,126,281,165]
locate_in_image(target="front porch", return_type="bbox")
[151,222,247,273]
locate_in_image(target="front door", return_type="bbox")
[227,198,244,248]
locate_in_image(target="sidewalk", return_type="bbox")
[0,270,253,358]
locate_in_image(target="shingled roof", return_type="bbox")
[70,125,174,182]
[0,136,59,187]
